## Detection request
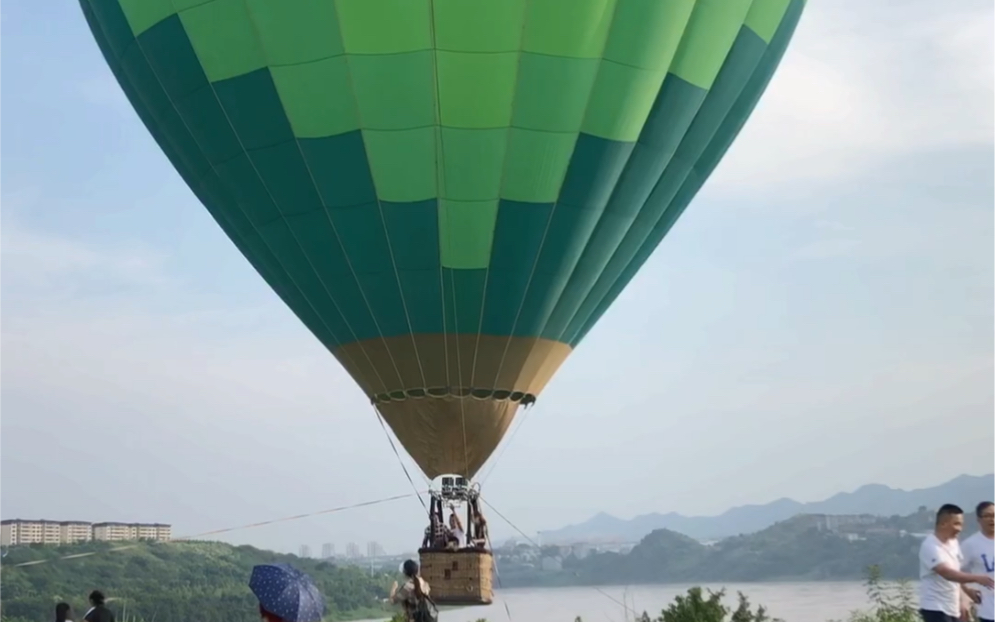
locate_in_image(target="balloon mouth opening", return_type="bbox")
[371,388,537,405]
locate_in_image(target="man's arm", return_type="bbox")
[933,563,995,587]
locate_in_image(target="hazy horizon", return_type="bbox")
[2,0,992,555]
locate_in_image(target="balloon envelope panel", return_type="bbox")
[80,0,805,477]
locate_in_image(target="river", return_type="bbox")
[358,580,888,621]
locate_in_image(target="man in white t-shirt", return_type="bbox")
[962,501,995,622]
[919,504,994,622]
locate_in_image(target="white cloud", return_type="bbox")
[710,0,995,194]
[1,219,171,296]
[0,218,354,408]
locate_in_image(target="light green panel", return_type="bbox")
[433,0,527,52]
[583,62,666,142]
[602,0,695,71]
[271,58,359,138]
[439,200,499,269]
[364,128,437,202]
[501,129,577,203]
[335,0,432,54]
[119,0,174,36]
[180,0,266,82]
[522,0,618,59]
[350,52,435,130]
[437,52,518,129]
[513,54,599,133]
[247,0,344,66]
[440,128,506,201]
[744,0,792,43]
[669,0,755,90]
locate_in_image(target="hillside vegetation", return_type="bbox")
[0,540,392,622]
[501,508,937,587]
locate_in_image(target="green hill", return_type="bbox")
[0,540,394,622]
[500,510,934,587]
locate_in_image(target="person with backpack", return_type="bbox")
[389,559,437,622]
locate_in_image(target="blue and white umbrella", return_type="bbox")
[250,563,325,622]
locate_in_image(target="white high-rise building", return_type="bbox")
[1,519,171,546]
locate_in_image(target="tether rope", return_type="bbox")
[478,402,535,485]
[372,403,430,513]
[479,496,637,618]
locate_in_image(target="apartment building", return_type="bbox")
[92,522,134,541]
[2,519,39,545]
[41,520,62,544]
[366,541,385,558]
[0,519,63,545]
[1,519,171,546]
[345,542,361,558]
[60,521,94,544]
[92,522,171,542]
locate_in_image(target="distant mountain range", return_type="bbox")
[539,473,994,544]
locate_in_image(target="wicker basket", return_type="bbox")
[418,548,494,605]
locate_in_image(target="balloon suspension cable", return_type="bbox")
[478,496,637,618]
[371,402,428,512]
[5,491,420,569]
[484,525,514,622]
[457,393,472,488]
[478,399,536,486]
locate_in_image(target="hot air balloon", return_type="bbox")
[80,0,805,605]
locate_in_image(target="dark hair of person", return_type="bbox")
[259,603,286,622]
[402,559,418,578]
[89,590,106,605]
[977,501,994,518]
[936,503,964,525]
[56,602,73,622]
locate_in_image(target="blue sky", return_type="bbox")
[2,0,993,555]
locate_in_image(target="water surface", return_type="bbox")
[359,580,881,621]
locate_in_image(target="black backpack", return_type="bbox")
[409,583,438,622]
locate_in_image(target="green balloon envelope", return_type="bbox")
[80,0,806,478]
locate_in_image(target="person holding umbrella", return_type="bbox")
[250,563,325,622]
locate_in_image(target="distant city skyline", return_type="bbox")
[295,540,390,558]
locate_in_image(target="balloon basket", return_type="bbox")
[418,548,493,605]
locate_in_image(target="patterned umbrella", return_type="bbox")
[249,563,325,622]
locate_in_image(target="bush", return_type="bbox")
[832,565,919,622]
[574,587,781,622]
